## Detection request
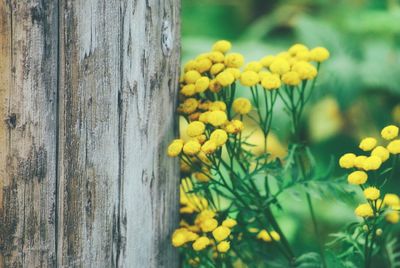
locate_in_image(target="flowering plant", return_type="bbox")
[167,40,399,267]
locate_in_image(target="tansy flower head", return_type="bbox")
[222,218,237,228]
[195,77,210,93]
[339,153,356,169]
[212,226,231,241]
[216,71,235,87]
[224,120,244,134]
[240,70,259,87]
[208,51,225,63]
[225,67,241,79]
[208,111,227,127]
[210,63,225,75]
[210,129,228,146]
[209,79,222,93]
[354,203,374,218]
[347,170,368,185]
[359,137,377,151]
[212,40,232,53]
[167,139,184,157]
[381,125,399,140]
[181,98,199,114]
[363,187,380,201]
[195,58,212,73]
[269,58,290,75]
[363,156,382,171]
[186,121,206,137]
[209,101,227,112]
[200,218,218,232]
[260,55,275,67]
[183,140,201,155]
[244,61,263,72]
[371,146,389,162]
[386,211,399,224]
[387,139,400,154]
[310,47,330,62]
[257,230,280,242]
[232,98,252,115]
[354,155,367,169]
[217,241,230,253]
[184,70,201,84]
[224,53,245,68]
[291,61,317,80]
[180,84,196,96]
[282,71,301,86]
[192,236,210,251]
[261,75,281,90]
[383,194,400,207]
[201,140,217,154]
[288,43,308,56]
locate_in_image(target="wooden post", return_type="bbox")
[0,0,180,267]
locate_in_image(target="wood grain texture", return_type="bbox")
[117,0,180,267]
[0,0,180,267]
[0,0,58,267]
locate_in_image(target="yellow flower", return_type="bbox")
[224,120,244,134]
[339,153,356,169]
[363,187,380,200]
[210,129,228,146]
[386,211,399,224]
[201,140,217,154]
[381,125,399,140]
[199,112,210,123]
[240,70,259,86]
[212,226,231,242]
[180,84,196,96]
[184,70,201,84]
[225,67,241,79]
[269,58,290,75]
[282,71,301,86]
[180,98,199,114]
[183,140,201,155]
[172,229,188,247]
[371,146,390,162]
[167,139,184,157]
[208,111,227,127]
[210,63,225,75]
[194,170,211,183]
[222,218,237,228]
[212,40,232,53]
[310,47,330,62]
[354,155,367,169]
[363,156,382,171]
[291,61,317,80]
[354,203,374,218]
[347,171,368,185]
[195,58,212,73]
[216,71,235,87]
[200,218,218,232]
[187,121,206,137]
[209,101,227,111]
[359,137,377,151]
[257,230,280,242]
[244,61,263,72]
[193,236,211,251]
[208,51,225,63]
[261,75,281,90]
[295,50,311,61]
[195,77,210,93]
[184,60,196,72]
[387,139,400,154]
[232,98,252,115]
[260,55,275,67]
[224,53,245,68]
[217,241,230,253]
[288,43,308,56]
[383,194,400,207]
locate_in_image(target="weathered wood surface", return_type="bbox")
[0,0,180,267]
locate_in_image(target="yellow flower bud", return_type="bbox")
[363,156,382,171]
[261,75,281,90]
[192,236,210,251]
[387,139,400,154]
[181,98,198,114]
[260,55,275,67]
[224,53,244,68]
[210,129,228,146]
[212,226,231,242]
[381,125,399,140]
[354,203,374,218]
[282,71,301,86]
[244,61,263,72]
[217,241,230,253]
[347,171,368,185]
[232,98,252,115]
[371,146,389,162]
[201,140,217,154]
[184,70,201,84]
[339,153,356,169]
[195,58,212,73]
[212,40,232,53]
[216,71,235,87]
[186,121,205,137]
[386,211,399,224]
[310,47,330,62]
[200,218,218,232]
[208,51,225,63]
[208,111,228,127]
[183,140,201,155]
[269,58,290,75]
[257,230,280,242]
[240,70,259,87]
[195,77,210,93]
[180,84,196,96]
[383,194,400,207]
[359,137,377,151]
[363,187,380,200]
[167,139,184,157]
[222,218,237,228]
[354,155,367,169]
[209,101,226,111]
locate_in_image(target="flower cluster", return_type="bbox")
[168,40,329,266]
[339,125,400,224]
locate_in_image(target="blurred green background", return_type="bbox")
[182,0,400,261]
